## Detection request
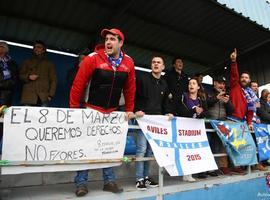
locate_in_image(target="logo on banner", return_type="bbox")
[210,120,257,166]
[216,122,247,149]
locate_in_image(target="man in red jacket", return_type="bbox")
[230,48,267,172]
[229,48,257,174]
[229,48,254,131]
[70,28,136,197]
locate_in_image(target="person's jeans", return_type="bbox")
[74,167,116,187]
[135,130,153,180]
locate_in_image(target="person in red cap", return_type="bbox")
[70,28,136,197]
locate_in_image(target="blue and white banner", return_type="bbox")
[137,115,217,176]
[253,123,270,162]
[210,120,258,166]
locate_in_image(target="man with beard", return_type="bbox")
[229,48,256,131]
[228,48,259,174]
[19,40,57,106]
[70,28,136,197]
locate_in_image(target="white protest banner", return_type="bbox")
[2,106,128,174]
[137,115,218,176]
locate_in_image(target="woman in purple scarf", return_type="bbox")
[180,78,208,119]
[179,78,209,182]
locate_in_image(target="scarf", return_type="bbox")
[184,92,201,118]
[107,51,123,70]
[242,87,257,111]
[0,55,11,80]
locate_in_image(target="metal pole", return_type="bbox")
[156,167,164,200]
[248,165,251,174]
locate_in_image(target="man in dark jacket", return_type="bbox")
[207,76,234,120]
[0,41,17,155]
[164,57,189,116]
[19,40,57,106]
[207,75,235,175]
[134,56,172,190]
[257,89,270,124]
[0,41,17,106]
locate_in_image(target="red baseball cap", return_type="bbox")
[101,28,125,42]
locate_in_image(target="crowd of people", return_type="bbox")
[1,28,270,197]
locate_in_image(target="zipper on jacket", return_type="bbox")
[107,70,116,108]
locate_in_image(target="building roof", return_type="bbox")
[1,0,270,75]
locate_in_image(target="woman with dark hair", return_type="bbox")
[179,78,208,119]
[178,78,208,182]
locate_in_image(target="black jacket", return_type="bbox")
[178,93,208,119]
[135,72,169,115]
[257,99,270,124]
[167,92,208,118]
[164,68,189,116]
[0,59,17,105]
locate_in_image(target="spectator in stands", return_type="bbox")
[194,72,208,100]
[207,75,236,175]
[194,73,204,85]
[229,48,259,174]
[250,81,259,97]
[0,41,17,107]
[134,56,173,190]
[0,41,17,154]
[67,49,90,92]
[229,48,256,131]
[257,89,270,166]
[249,82,268,171]
[70,28,136,197]
[177,77,208,181]
[257,89,270,124]
[164,57,189,116]
[179,78,208,119]
[207,76,234,120]
[260,89,269,102]
[19,40,57,106]
[250,81,261,123]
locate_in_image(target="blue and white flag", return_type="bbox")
[137,115,217,176]
[210,120,258,166]
[253,123,270,162]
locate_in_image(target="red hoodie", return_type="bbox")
[70,44,136,113]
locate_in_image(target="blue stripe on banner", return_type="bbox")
[153,139,209,149]
[172,118,183,175]
[145,132,152,140]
